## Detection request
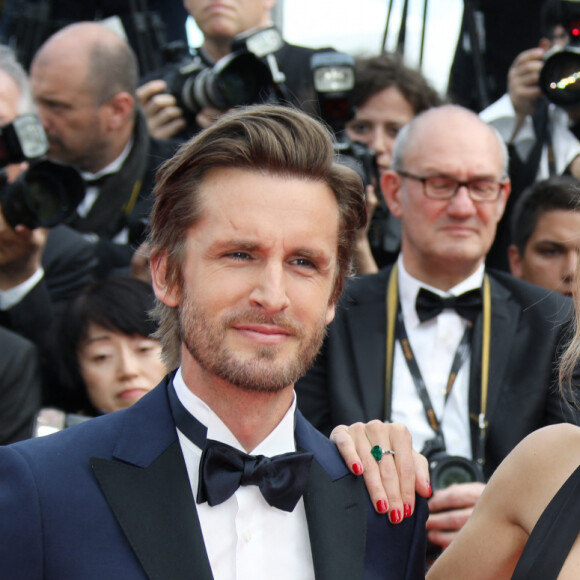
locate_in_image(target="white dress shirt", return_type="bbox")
[480,93,580,179]
[173,368,315,580]
[390,257,485,457]
[0,267,44,310]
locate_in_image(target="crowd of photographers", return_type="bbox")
[1,0,580,570]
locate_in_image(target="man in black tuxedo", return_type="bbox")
[0,105,429,579]
[296,104,579,552]
[29,22,177,277]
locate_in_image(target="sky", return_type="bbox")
[187,0,465,95]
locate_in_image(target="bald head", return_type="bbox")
[392,104,509,178]
[32,22,138,105]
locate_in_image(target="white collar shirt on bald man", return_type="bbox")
[390,256,485,457]
[173,368,315,580]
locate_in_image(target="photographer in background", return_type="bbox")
[480,0,580,270]
[296,105,579,556]
[137,0,333,140]
[29,22,177,278]
[0,44,96,411]
[345,53,442,273]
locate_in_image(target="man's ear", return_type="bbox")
[507,244,524,279]
[102,91,134,131]
[325,301,336,326]
[495,178,511,222]
[380,170,404,218]
[150,250,181,307]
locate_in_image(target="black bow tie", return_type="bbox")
[85,173,113,188]
[198,440,313,512]
[167,384,313,513]
[415,287,482,322]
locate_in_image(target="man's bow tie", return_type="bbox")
[197,440,313,512]
[415,287,482,322]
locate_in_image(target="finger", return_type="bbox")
[413,449,432,499]
[136,79,167,106]
[361,420,412,523]
[329,423,365,475]
[427,528,458,550]
[512,47,545,68]
[426,506,473,531]
[427,481,485,512]
[331,422,395,517]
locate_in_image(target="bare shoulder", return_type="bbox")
[427,424,580,580]
[496,424,580,533]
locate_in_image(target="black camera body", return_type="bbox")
[422,437,485,492]
[540,0,580,106]
[0,114,85,229]
[163,26,285,119]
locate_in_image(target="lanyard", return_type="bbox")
[395,308,473,439]
[384,264,492,465]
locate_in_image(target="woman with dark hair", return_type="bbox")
[53,276,167,417]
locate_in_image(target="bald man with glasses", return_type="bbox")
[296,104,579,555]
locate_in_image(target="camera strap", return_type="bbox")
[394,308,473,440]
[384,263,491,465]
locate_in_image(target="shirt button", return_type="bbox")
[242,530,252,543]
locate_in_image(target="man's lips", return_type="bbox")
[118,388,149,400]
[233,323,292,345]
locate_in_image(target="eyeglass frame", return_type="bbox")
[396,169,508,202]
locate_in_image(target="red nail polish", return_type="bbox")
[390,509,402,524]
[352,462,363,475]
[376,499,388,513]
[404,503,412,518]
[427,483,433,497]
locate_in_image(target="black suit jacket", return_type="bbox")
[0,375,428,579]
[0,326,41,443]
[296,267,579,478]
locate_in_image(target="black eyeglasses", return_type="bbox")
[397,170,507,202]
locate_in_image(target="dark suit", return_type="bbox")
[0,375,427,579]
[296,267,579,478]
[0,327,41,444]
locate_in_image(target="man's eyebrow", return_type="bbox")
[532,239,566,249]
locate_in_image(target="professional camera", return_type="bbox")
[422,437,485,492]
[163,26,286,117]
[311,51,379,187]
[0,114,85,229]
[540,0,580,106]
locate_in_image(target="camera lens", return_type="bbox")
[540,46,580,106]
[182,51,273,113]
[429,455,485,492]
[1,160,85,229]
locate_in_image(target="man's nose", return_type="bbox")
[370,127,388,154]
[249,263,290,314]
[447,184,477,216]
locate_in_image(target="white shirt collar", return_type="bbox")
[80,135,134,182]
[173,367,297,456]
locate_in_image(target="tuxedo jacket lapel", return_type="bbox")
[92,442,212,580]
[296,412,367,580]
[91,379,214,580]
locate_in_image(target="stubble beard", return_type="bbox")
[178,292,327,393]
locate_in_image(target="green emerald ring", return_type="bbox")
[371,445,396,462]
